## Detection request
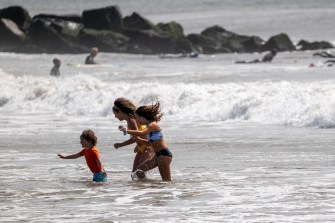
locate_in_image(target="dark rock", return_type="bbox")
[241,36,264,52]
[0,6,31,32]
[33,14,82,23]
[123,13,190,53]
[78,28,130,53]
[82,6,123,32]
[56,21,84,39]
[123,29,174,53]
[0,18,28,51]
[200,25,258,53]
[174,38,194,53]
[262,33,296,52]
[123,12,158,31]
[28,19,86,53]
[156,21,184,39]
[187,33,220,54]
[296,39,334,51]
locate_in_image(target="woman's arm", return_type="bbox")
[58,152,81,159]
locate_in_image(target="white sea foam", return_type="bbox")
[1,70,334,128]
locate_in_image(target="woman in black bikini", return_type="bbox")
[118,100,172,181]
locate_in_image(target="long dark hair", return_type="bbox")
[135,100,163,122]
[113,98,136,117]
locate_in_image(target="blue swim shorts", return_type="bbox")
[93,171,107,182]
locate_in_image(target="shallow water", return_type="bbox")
[1,121,335,222]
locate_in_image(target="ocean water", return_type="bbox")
[1,1,335,223]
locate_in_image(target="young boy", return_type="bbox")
[58,129,107,182]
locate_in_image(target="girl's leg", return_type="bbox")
[139,150,154,165]
[132,152,142,172]
[133,151,154,172]
[157,156,172,181]
[135,156,158,179]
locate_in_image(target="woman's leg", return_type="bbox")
[157,156,172,181]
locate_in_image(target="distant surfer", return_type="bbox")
[159,47,203,59]
[50,58,61,77]
[308,60,335,68]
[235,49,277,64]
[313,51,335,58]
[324,59,335,67]
[85,47,99,64]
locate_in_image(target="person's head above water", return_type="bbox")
[91,47,98,57]
[53,58,61,67]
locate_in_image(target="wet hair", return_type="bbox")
[80,129,97,146]
[113,98,136,117]
[135,100,163,122]
[53,58,61,65]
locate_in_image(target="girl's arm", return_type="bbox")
[58,152,81,159]
[119,123,153,136]
[114,138,135,149]
[114,119,138,149]
[132,136,150,146]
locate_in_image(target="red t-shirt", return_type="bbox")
[79,147,104,173]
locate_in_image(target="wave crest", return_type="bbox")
[1,72,334,128]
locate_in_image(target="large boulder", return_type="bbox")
[123,12,191,53]
[0,6,31,32]
[262,33,296,52]
[78,28,130,52]
[296,39,334,51]
[157,21,184,40]
[241,36,264,52]
[157,21,193,53]
[200,25,259,53]
[28,19,86,53]
[0,18,28,51]
[123,29,174,53]
[82,6,123,32]
[187,33,221,54]
[33,14,82,23]
[123,12,158,31]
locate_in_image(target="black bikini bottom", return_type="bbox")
[155,148,173,158]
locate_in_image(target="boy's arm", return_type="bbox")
[58,152,81,159]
